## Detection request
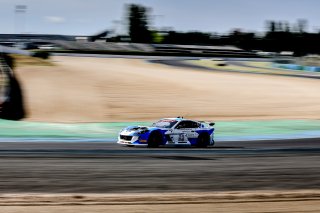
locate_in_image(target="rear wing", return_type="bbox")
[199,121,215,127]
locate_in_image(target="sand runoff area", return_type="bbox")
[14,56,320,122]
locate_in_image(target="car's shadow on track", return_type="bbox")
[127,145,245,149]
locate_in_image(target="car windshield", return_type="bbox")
[152,119,178,128]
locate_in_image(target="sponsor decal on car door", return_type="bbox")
[171,121,200,143]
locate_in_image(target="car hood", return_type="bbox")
[120,126,151,136]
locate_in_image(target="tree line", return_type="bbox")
[112,4,320,56]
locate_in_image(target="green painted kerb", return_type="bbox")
[0,120,149,139]
[0,119,320,141]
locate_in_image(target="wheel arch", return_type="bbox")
[196,131,211,147]
[147,129,165,147]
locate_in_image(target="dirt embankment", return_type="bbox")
[15,56,320,122]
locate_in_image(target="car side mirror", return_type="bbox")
[209,122,215,126]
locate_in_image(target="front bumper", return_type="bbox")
[117,140,148,146]
[117,135,148,146]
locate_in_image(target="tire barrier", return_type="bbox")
[0,55,26,120]
[304,66,320,72]
[272,63,320,72]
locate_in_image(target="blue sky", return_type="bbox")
[1,0,320,35]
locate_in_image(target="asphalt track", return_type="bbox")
[0,138,320,193]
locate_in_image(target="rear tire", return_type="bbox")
[196,133,210,148]
[148,132,162,148]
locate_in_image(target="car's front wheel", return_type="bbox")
[148,132,162,148]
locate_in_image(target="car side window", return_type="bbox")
[191,121,201,128]
[175,121,187,129]
[176,121,200,129]
[187,121,200,128]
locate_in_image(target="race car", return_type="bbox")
[117,117,215,147]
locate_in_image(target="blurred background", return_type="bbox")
[0,0,320,56]
[1,0,320,134]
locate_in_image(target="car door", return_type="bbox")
[183,121,200,140]
[171,121,199,144]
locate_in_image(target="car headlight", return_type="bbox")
[131,136,139,141]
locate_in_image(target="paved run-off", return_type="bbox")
[0,119,320,142]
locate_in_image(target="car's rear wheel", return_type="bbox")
[196,133,210,148]
[148,132,162,148]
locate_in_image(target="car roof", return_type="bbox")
[160,118,197,122]
[160,117,181,121]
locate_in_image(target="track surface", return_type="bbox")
[0,138,319,193]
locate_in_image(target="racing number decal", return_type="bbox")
[179,133,185,141]
[182,130,198,139]
[186,132,197,138]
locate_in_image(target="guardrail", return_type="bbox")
[272,63,320,72]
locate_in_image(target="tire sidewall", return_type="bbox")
[148,132,161,148]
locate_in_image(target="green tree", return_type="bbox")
[297,19,308,33]
[266,20,276,33]
[151,31,164,43]
[127,4,152,43]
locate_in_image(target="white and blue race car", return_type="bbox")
[117,117,215,147]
